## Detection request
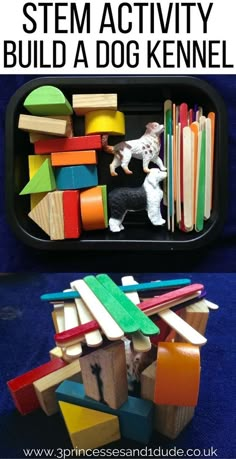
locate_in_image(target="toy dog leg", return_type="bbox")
[109,218,125,232]
[110,156,122,176]
[142,157,152,174]
[121,149,133,175]
[156,156,167,172]
[147,207,166,226]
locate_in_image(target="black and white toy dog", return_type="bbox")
[108,168,167,232]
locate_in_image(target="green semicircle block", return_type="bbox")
[23,85,73,116]
[20,159,56,195]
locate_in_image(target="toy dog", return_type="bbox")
[108,168,167,232]
[102,122,166,176]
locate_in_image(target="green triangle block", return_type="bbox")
[20,159,56,195]
[100,185,108,228]
[24,85,73,116]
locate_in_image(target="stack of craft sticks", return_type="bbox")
[164,100,215,233]
[7,275,218,449]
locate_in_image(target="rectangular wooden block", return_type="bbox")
[34,135,102,154]
[79,341,128,409]
[154,405,195,439]
[51,150,97,167]
[175,299,209,342]
[49,346,63,360]
[73,94,117,115]
[29,116,73,143]
[7,358,67,415]
[63,190,81,239]
[49,191,64,240]
[55,165,98,190]
[56,381,154,444]
[141,360,156,401]
[59,402,120,450]
[33,360,82,415]
[19,114,70,137]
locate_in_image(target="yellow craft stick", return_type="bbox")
[72,280,124,341]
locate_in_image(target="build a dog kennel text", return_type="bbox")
[3,1,234,70]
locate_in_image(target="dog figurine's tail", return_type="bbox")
[102,135,123,159]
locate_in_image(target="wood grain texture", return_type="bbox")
[18,114,70,136]
[49,191,64,240]
[73,93,117,115]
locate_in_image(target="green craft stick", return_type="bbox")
[196,129,206,232]
[24,85,73,116]
[84,276,139,334]
[96,274,160,337]
[20,159,56,195]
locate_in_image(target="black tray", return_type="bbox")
[5,76,228,251]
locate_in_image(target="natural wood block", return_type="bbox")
[29,116,73,143]
[59,402,120,450]
[7,358,67,415]
[51,150,97,167]
[18,114,70,137]
[49,347,63,360]
[34,135,102,154]
[175,300,209,342]
[49,191,64,240]
[154,405,195,439]
[28,193,50,236]
[33,360,82,415]
[56,381,154,444]
[141,361,156,401]
[73,93,117,115]
[79,341,128,409]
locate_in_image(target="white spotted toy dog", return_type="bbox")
[109,168,167,232]
[102,122,166,176]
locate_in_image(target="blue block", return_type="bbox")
[56,381,154,444]
[55,165,98,190]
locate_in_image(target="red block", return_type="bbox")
[7,358,67,415]
[63,190,82,239]
[34,135,102,154]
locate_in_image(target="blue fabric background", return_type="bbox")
[0,75,236,272]
[0,273,235,459]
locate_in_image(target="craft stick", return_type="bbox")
[96,274,159,336]
[173,104,177,205]
[179,103,188,203]
[121,276,151,353]
[196,123,206,232]
[164,100,172,206]
[139,284,204,313]
[157,309,207,346]
[84,276,139,334]
[166,110,172,230]
[41,278,191,302]
[208,112,215,209]
[204,117,212,220]
[71,294,103,348]
[183,126,193,231]
[176,123,181,224]
[204,299,219,310]
[190,122,199,225]
[72,280,124,341]
[57,290,83,358]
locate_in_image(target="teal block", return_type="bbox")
[55,165,98,190]
[56,381,154,444]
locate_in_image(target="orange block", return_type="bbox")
[80,187,106,231]
[51,150,97,167]
[154,342,200,407]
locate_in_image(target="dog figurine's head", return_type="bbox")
[145,122,164,136]
[144,168,167,189]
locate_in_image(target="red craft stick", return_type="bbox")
[55,320,99,344]
[7,358,66,415]
[63,190,82,239]
[138,284,203,313]
[34,135,102,154]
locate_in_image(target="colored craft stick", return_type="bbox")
[71,280,124,341]
[204,117,212,220]
[196,128,206,232]
[34,135,102,155]
[84,276,139,334]
[163,100,172,206]
[40,278,191,302]
[139,284,203,313]
[96,274,159,336]
[208,112,215,209]
[183,126,193,231]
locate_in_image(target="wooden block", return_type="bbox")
[154,405,195,439]
[28,154,51,209]
[29,116,73,143]
[7,358,67,415]
[154,343,201,406]
[33,360,82,416]
[141,361,156,401]
[175,299,209,342]
[51,150,97,167]
[18,114,70,137]
[28,193,50,236]
[80,186,107,230]
[79,341,128,409]
[35,135,102,154]
[59,402,120,449]
[55,165,98,190]
[29,133,56,143]
[63,190,81,239]
[49,347,63,360]
[20,159,56,195]
[24,85,73,116]
[85,110,125,135]
[56,381,154,444]
[48,191,64,240]
[73,94,117,115]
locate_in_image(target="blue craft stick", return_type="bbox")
[40,278,191,302]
